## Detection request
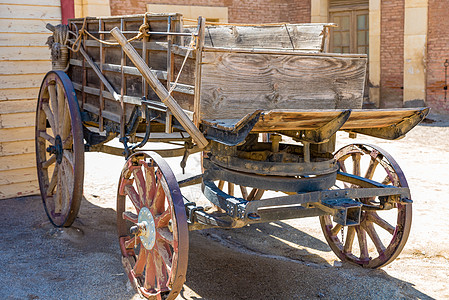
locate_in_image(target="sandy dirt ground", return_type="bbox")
[1,114,448,300]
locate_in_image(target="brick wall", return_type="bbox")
[426,0,449,114]
[110,0,311,24]
[380,0,404,108]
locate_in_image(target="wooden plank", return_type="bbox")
[0,99,36,114]
[0,4,61,19]
[0,153,35,171]
[0,112,35,129]
[0,139,35,156]
[0,19,56,33]
[200,51,366,120]
[0,61,51,75]
[199,24,328,51]
[0,74,45,89]
[0,0,60,6]
[0,33,50,47]
[0,87,40,101]
[0,127,34,142]
[249,108,426,132]
[0,46,50,61]
[0,167,37,185]
[0,180,39,200]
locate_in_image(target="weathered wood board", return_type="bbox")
[185,24,331,52]
[200,49,366,120]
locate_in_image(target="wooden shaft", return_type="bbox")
[110,27,208,149]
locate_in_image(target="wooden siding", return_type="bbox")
[0,1,60,199]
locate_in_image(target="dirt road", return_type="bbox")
[1,114,448,299]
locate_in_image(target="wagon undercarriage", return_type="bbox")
[36,13,428,299]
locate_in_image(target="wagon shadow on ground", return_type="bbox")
[0,195,433,300]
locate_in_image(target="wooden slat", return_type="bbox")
[0,153,36,171]
[0,61,51,75]
[0,4,61,19]
[0,47,50,61]
[0,74,45,89]
[0,99,36,114]
[0,0,60,6]
[0,167,37,185]
[0,87,40,101]
[0,180,39,200]
[0,112,35,128]
[198,24,329,51]
[0,140,35,156]
[0,33,50,47]
[343,109,425,129]
[200,50,366,120]
[0,19,55,33]
[0,127,34,142]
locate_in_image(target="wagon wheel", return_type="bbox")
[320,143,412,268]
[35,70,84,227]
[117,152,189,300]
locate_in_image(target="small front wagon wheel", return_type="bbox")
[320,144,412,268]
[117,152,189,299]
[35,71,84,227]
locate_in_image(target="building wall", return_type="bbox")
[426,0,449,113]
[75,0,111,18]
[111,0,310,24]
[380,0,404,108]
[0,0,61,199]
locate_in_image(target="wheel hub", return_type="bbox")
[136,207,156,250]
[46,135,63,164]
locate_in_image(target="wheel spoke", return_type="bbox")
[338,159,347,173]
[239,185,248,200]
[227,182,234,196]
[123,211,138,223]
[42,154,56,169]
[343,226,355,253]
[57,84,65,135]
[124,184,142,211]
[330,224,343,236]
[153,250,169,290]
[134,247,148,276]
[39,131,55,145]
[157,228,174,245]
[124,236,140,249]
[352,153,361,176]
[367,212,395,235]
[364,222,386,255]
[144,165,156,206]
[355,226,369,261]
[62,133,73,149]
[217,180,224,190]
[144,251,157,290]
[47,166,58,196]
[63,151,74,169]
[364,157,380,180]
[155,240,172,269]
[49,84,59,136]
[55,165,63,213]
[155,209,171,228]
[42,103,57,135]
[151,179,166,214]
[133,168,147,204]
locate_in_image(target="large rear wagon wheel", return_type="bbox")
[117,152,189,300]
[35,70,84,227]
[320,143,412,268]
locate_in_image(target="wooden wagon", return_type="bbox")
[36,13,428,299]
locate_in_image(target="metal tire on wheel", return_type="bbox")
[320,143,412,268]
[35,70,84,227]
[117,152,189,300]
